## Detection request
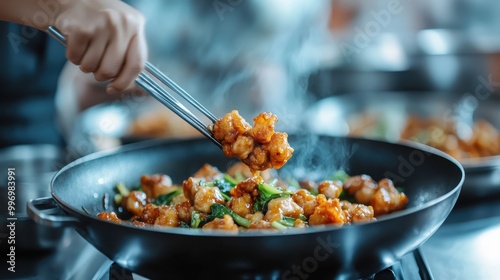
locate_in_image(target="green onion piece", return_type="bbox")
[271,221,288,231]
[223,174,239,186]
[116,182,130,197]
[114,194,123,205]
[279,216,296,227]
[220,192,231,201]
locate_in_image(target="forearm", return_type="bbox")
[0,0,69,30]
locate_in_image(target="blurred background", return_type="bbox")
[53,0,500,159]
[2,1,500,279]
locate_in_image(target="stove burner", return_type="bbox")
[101,250,433,280]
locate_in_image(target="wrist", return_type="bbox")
[0,0,72,31]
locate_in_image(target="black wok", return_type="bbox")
[28,135,463,279]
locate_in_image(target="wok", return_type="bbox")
[27,135,463,279]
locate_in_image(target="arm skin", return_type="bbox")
[0,0,148,93]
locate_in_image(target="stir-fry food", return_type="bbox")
[211,110,294,171]
[97,163,409,232]
[401,117,500,160]
[348,113,500,161]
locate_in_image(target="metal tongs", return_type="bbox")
[47,26,222,149]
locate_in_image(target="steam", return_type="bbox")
[130,0,346,177]
[132,0,332,130]
[280,134,353,181]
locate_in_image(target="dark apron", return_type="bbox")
[0,22,67,148]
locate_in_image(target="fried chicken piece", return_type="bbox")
[250,112,278,143]
[202,214,239,232]
[264,197,303,222]
[263,132,294,170]
[141,174,175,200]
[175,201,194,224]
[212,110,294,172]
[248,220,273,230]
[193,186,225,213]
[343,175,378,204]
[212,110,251,143]
[245,211,264,223]
[226,162,274,182]
[230,176,261,198]
[292,189,318,217]
[371,178,408,216]
[193,163,222,181]
[97,211,122,224]
[154,206,179,227]
[308,195,346,226]
[341,201,375,223]
[228,193,253,217]
[138,203,160,224]
[318,180,343,199]
[183,177,202,204]
[122,190,147,216]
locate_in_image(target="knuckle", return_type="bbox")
[93,72,109,82]
[101,9,121,30]
[111,82,128,92]
[95,68,118,81]
[66,50,82,65]
[128,63,144,76]
[79,63,96,74]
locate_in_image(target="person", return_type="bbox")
[0,0,148,148]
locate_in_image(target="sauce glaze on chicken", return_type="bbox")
[211,110,294,172]
[98,163,409,233]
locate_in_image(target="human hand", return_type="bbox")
[54,0,148,94]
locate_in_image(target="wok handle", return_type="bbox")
[27,197,79,228]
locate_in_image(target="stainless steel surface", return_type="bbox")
[421,198,500,279]
[303,91,500,200]
[0,145,69,251]
[47,26,222,149]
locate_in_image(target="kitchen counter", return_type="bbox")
[421,196,500,279]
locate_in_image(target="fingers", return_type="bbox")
[55,2,147,94]
[79,31,110,74]
[107,32,147,93]
[65,30,90,66]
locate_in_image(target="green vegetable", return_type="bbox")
[274,214,308,228]
[328,170,350,183]
[271,221,288,231]
[223,173,239,186]
[278,216,296,227]
[153,189,183,206]
[203,204,251,228]
[253,183,292,214]
[179,221,190,228]
[210,179,234,201]
[116,182,130,197]
[113,194,123,205]
[202,173,241,201]
[190,211,203,228]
